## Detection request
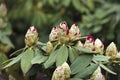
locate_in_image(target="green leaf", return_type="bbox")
[75,63,99,78]
[0,52,8,66]
[21,49,34,74]
[31,56,48,64]
[62,0,71,7]
[44,50,58,69]
[72,0,88,13]
[92,26,102,33]
[10,48,26,57]
[1,36,14,48]
[75,47,96,54]
[56,45,68,66]
[100,64,117,75]
[93,55,110,62]
[70,78,83,80]
[34,48,44,57]
[3,52,24,69]
[69,47,78,63]
[70,55,93,74]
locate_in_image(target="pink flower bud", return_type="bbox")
[90,67,105,80]
[25,26,38,47]
[52,62,71,80]
[52,66,65,80]
[0,3,7,17]
[49,27,58,41]
[69,23,81,41]
[84,35,94,51]
[46,41,53,55]
[106,42,117,59]
[58,21,68,36]
[94,38,104,54]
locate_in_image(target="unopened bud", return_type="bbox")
[46,41,53,55]
[62,62,71,79]
[69,23,81,41]
[90,67,105,80]
[52,66,65,80]
[0,3,7,17]
[84,35,94,51]
[49,27,58,41]
[52,62,71,80]
[25,26,38,47]
[58,21,68,36]
[59,36,69,44]
[94,38,104,54]
[106,42,117,59]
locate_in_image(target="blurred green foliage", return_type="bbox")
[1,0,120,49]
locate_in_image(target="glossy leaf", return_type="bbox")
[56,45,68,66]
[100,64,117,75]
[75,63,99,78]
[70,55,93,74]
[44,50,58,69]
[93,55,110,62]
[4,52,24,69]
[10,48,26,57]
[21,49,34,74]
[75,47,96,54]
[31,56,48,64]
[0,52,8,67]
[69,47,78,63]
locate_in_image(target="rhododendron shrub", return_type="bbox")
[1,21,120,80]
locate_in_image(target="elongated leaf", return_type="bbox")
[10,48,26,57]
[75,47,96,54]
[70,55,93,74]
[69,47,78,63]
[75,63,99,78]
[4,52,24,69]
[31,56,48,64]
[44,50,58,69]
[56,45,68,66]
[21,49,34,74]
[0,52,8,65]
[93,55,110,62]
[100,64,117,75]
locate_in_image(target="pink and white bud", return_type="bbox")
[106,42,117,59]
[84,35,94,51]
[90,67,105,80]
[58,21,68,36]
[94,38,104,54]
[62,62,71,78]
[25,26,38,47]
[49,27,58,41]
[52,62,71,80]
[0,3,7,17]
[52,66,65,80]
[69,23,81,41]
